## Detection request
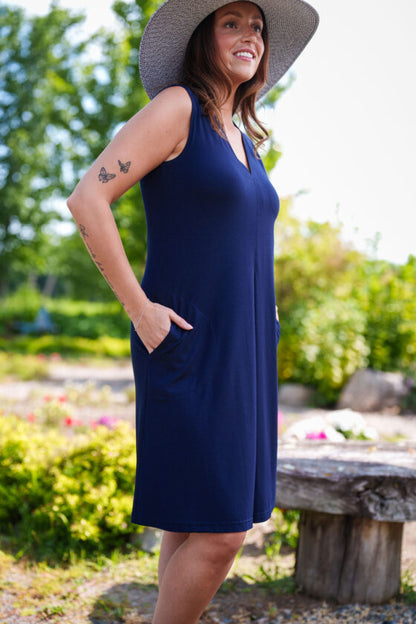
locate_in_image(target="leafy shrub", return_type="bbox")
[0,414,142,561]
[278,297,369,405]
[64,381,113,406]
[33,397,74,427]
[275,200,416,403]
[357,257,416,377]
[0,285,129,339]
[264,508,300,558]
[0,335,130,358]
[0,351,49,381]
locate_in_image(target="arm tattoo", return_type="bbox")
[98,167,116,183]
[118,159,131,174]
[79,224,89,239]
[79,223,97,259]
[77,223,125,307]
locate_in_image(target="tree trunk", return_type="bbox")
[295,510,403,604]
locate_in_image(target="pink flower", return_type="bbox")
[49,352,62,361]
[306,431,327,440]
[43,395,52,402]
[94,415,119,429]
[64,416,73,426]
[27,413,36,422]
[58,395,67,403]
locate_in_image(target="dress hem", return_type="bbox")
[130,507,274,533]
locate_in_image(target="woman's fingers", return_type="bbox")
[275,305,279,321]
[169,310,193,330]
[134,302,193,354]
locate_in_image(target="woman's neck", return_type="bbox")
[220,90,238,133]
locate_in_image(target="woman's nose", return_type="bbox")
[241,24,256,41]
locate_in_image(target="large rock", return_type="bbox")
[338,369,409,412]
[279,383,315,407]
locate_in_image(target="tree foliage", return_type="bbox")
[0,4,83,292]
[1,0,286,298]
[274,198,416,402]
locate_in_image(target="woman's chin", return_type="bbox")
[229,70,257,87]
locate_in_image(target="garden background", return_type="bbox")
[1,1,415,622]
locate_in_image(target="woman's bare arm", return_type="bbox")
[66,87,193,352]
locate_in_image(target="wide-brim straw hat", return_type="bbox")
[139,0,319,101]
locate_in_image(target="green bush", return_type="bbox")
[278,297,369,405]
[0,414,142,562]
[0,335,130,358]
[0,285,129,339]
[0,351,49,381]
[275,199,416,403]
[357,257,416,377]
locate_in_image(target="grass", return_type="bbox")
[0,545,301,623]
[0,547,159,623]
[401,569,416,605]
[0,542,415,623]
[241,563,299,596]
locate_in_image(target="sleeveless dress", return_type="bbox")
[130,85,280,532]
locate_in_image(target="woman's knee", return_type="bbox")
[190,531,246,566]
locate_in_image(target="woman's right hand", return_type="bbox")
[135,300,193,354]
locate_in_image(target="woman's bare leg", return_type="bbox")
[158,530,190,586]
[152,531,246,624]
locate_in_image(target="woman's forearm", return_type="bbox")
[67,194,147,324]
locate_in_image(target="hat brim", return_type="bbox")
[139,0,319,101]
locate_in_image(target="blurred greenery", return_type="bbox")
[0,350,49,381]
[1,1,415,402]
[0,413,143,562]
[275,197,416,403]
[1,0,285,299]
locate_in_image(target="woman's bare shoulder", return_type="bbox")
[146,85,192,120]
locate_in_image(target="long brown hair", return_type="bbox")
[182,7,270,151]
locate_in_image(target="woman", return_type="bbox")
[67,1,319,622]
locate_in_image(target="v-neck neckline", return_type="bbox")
[224,128,252,175]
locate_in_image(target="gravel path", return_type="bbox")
[2,361,416,439]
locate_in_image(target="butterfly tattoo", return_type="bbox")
[118,159,131,174]
[98,167,116,183]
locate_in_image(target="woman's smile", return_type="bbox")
[214,1,265,84]
[234,48,256,62]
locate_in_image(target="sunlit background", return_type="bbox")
[8,0,416,263]
[1,2,416,608]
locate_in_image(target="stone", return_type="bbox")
[131,527,162,553]
[279,383,315,407]
[338,369,409,412]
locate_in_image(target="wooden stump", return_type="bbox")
[295,510,403,604]
[276,441,416,603]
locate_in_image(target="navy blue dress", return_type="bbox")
[130,85,280,532]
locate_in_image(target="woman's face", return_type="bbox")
[213,1,265,86]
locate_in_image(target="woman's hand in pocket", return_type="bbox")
[135,301,193,354]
